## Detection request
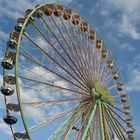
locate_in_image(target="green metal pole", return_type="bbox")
[89,126,93,139]
[105,107,125,140]
[106,123,111,140]
[64,111,80,140]
[98,100,105,140]
[81,103,97,140]
[48,111,78,140]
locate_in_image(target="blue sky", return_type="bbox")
[0,0,140,139]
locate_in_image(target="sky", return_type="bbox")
[0,0,140,139]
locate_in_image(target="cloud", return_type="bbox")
[119,43,135,52]
[25,107,46,123]
[0,0,33,20]
[127,68,140,92]
[118,15,140,40]
[125,53,140,92]
[98,0,140,40]
[106,0,140,13]
[0,0,74,21]
[17,65,70,123]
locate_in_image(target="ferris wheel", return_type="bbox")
[1,3,135,140]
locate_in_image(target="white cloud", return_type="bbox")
[48,105,62,116]
[17,65,69,123]
[0,0,74,20]
[99,0,140,40]
[118,15,140,40]
[127,68,140,92]
[25,107,46,123]
[0,0,33,20]
[119,43,135,52]
[106,0,140,13]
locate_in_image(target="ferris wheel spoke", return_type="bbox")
[59,102,92,139]
[102,73,113,87]
[39,17,85,82]
[94,49,99,80]
[91,116,96,139]
[48,15,81,70]
[105,111,119,139]
[74,105,92,140]
[107,82,123,93]
[107,84,119,91]
[103,71,119,90]
[100,66,111,85]
[19,64,55,81]
[88,40,95,84]
[26,104,81,133]
[38,16,89,88]
[18,75,89,96]
[19,51,90,93]
[20,39,58,63]
[88,30,98,80]
[105,106,126,140]
[81,103,97,140]
[108,108,127,139]
[107,104,128,124]
[21,98,82,108]
[94,47,102,81]
[97,100,105,140]
[41,15,80,72]
[79,31,92,78]
[96,50,102,80]
[101,102,108,140]
[91,48,97,80]
[105,102,133,118]
[67,19,92,84]
[51,16,91,89]
[19,83,77,96]
[58,16,90,87]
[20,46,41,63]
[94,107,99,139]
[20,45,71,79]
[105,112,122,139]
[97,57,105,81]
[23,32,91,93]
[58,17,84,68]
[76,29,94,84]
[83,32,95,85]
[18,64,70,87]
[104,112,112,140]
[48,100,90,140]
[100,56,114,85]
[108,108,127,134]
[98,58,108,83]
